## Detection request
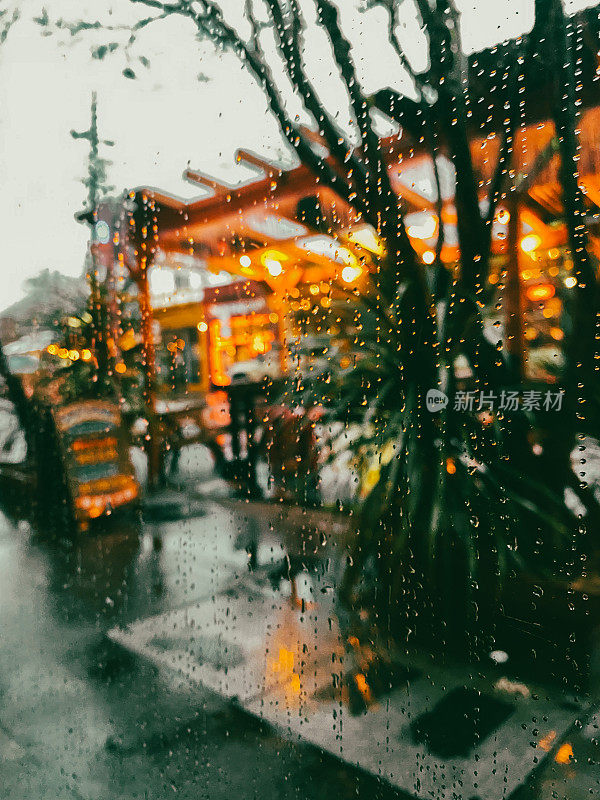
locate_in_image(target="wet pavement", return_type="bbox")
[0,493,391,800]
[0,485,598,800]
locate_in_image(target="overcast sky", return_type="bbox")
[0,0,595,311]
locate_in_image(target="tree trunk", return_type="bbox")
[505,197,525,381]
[137,267,165,490]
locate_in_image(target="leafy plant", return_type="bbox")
[294,278,594,646]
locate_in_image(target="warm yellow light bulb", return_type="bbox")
[265,258,283,277]
[520,234,541,253]
[341,265,362,283]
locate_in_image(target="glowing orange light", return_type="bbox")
[354,673,372,703]
[58,348,69,359]
[550,327,564,341]
[422,250,435,265]
[446,457,457,475]
[208,319,231,387]
[68,350,79,361]
[347,225,385,255]
[265,258,282,277]
[272,647,294,674]
[72,437,117,452]
[526,283,555,302]
[521,234,541,253]
[197,321,208,333]
[554,743,574,764]
[81,349,92,361]
[253,334,266,354]
[75,447,118,465]
[47,344,59,355]
[261,249,287,278]
[115,362,127,374]
[342,264,362,283]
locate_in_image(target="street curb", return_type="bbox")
[167,477,352,532]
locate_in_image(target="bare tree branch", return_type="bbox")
[170,0,369,215]
[244,0,261,52]
[386,0,422,92]
[481,128,512,256]
[314,0,392,206]
[0,5,20,46]
[313,0,422,299]
[428,126,445,269]
[385,2,445,269]
[412,0,487,296]
[547,0,598,450]
[130,0,185,15]
[263,0,368,197]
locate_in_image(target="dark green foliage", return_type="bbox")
[292,273,593,642]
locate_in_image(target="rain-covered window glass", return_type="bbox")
[1,2,599,799]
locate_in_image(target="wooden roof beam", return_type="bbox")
[298,125,327,148]
[581,178,600,211]
[235,149,283,178]
[183,169,231,195]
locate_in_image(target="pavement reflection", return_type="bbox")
[0,479,598,800]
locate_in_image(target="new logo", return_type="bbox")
[426,389,448,412]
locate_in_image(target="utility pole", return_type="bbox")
[124,191,165,490]
[71,92,115,388]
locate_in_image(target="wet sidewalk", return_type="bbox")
[1,487,599,800]
[148,457,600,798]
[0,499,395,800]
[108,542,598,800]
